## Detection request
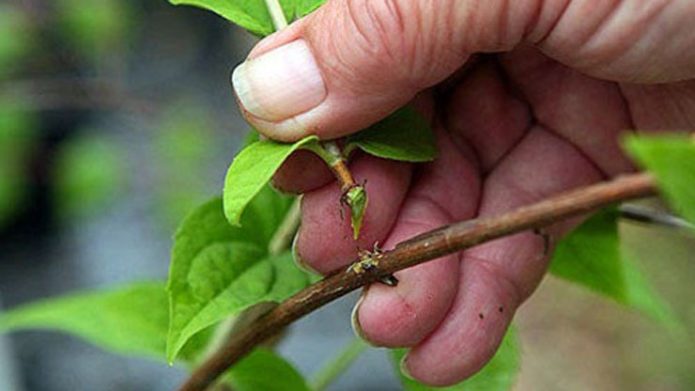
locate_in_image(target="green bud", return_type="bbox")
[345,185,368,240]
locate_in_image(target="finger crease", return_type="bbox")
[465,254,524,307]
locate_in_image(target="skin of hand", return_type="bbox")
[231,0,695,386]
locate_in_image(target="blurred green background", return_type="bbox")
[0,1,693,390]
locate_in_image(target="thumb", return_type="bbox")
[231,0,539,142]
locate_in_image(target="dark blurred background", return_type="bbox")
[0,1,693,390]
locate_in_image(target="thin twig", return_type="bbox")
[263,0,289,30]
[619,204,693,230]
[267,197,302,256]
[323,141,357,191]
[178,172,657,391]
[331,160,357,191]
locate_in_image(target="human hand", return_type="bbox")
[231,0,695,386]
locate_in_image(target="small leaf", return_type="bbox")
[345,108,437,162]
[392,326,520,391]
[344,185,368,239]
[225,349,310,391]
[550,209,676,324]
[625,134,695,226]
[0,283,169,360]
[169,0,294,37]
[167,191,309,363]
[223,135,318,226]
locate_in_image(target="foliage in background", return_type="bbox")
[0,103,37,227]
[0,4,34,77]
[0,0,139,229]
[153,102,219,227]
[54,132,125,220]
[0,3,37,227]
[55,0,135,62]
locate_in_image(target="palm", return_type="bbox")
[274,46,693,385]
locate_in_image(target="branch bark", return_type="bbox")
[179,172,657,391]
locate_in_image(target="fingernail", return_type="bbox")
[350,289,379,347]
[399,354,416,380]
[232,39,326,122]
[292,227,320,275]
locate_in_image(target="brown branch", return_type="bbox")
[179,172,657,391]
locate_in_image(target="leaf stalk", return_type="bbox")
[263,0,289,29]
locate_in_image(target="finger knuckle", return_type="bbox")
[344,0,422,84]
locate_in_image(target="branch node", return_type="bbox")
[533,228,551,256]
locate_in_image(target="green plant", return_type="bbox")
[1,1,694,391]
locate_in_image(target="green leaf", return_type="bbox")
[549,209,676,324]
[0,283,169,360]
[223,135,318,226]
[168,249,310,363]
[345,108,437,162]
[167,191,310,363]
[392,326,520,391]
[169,0,295,37]
[295,0,326,17]
[167,241,264,363]
[225,349,310,391]
[625,135,695,226]
[168,0,327,36]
